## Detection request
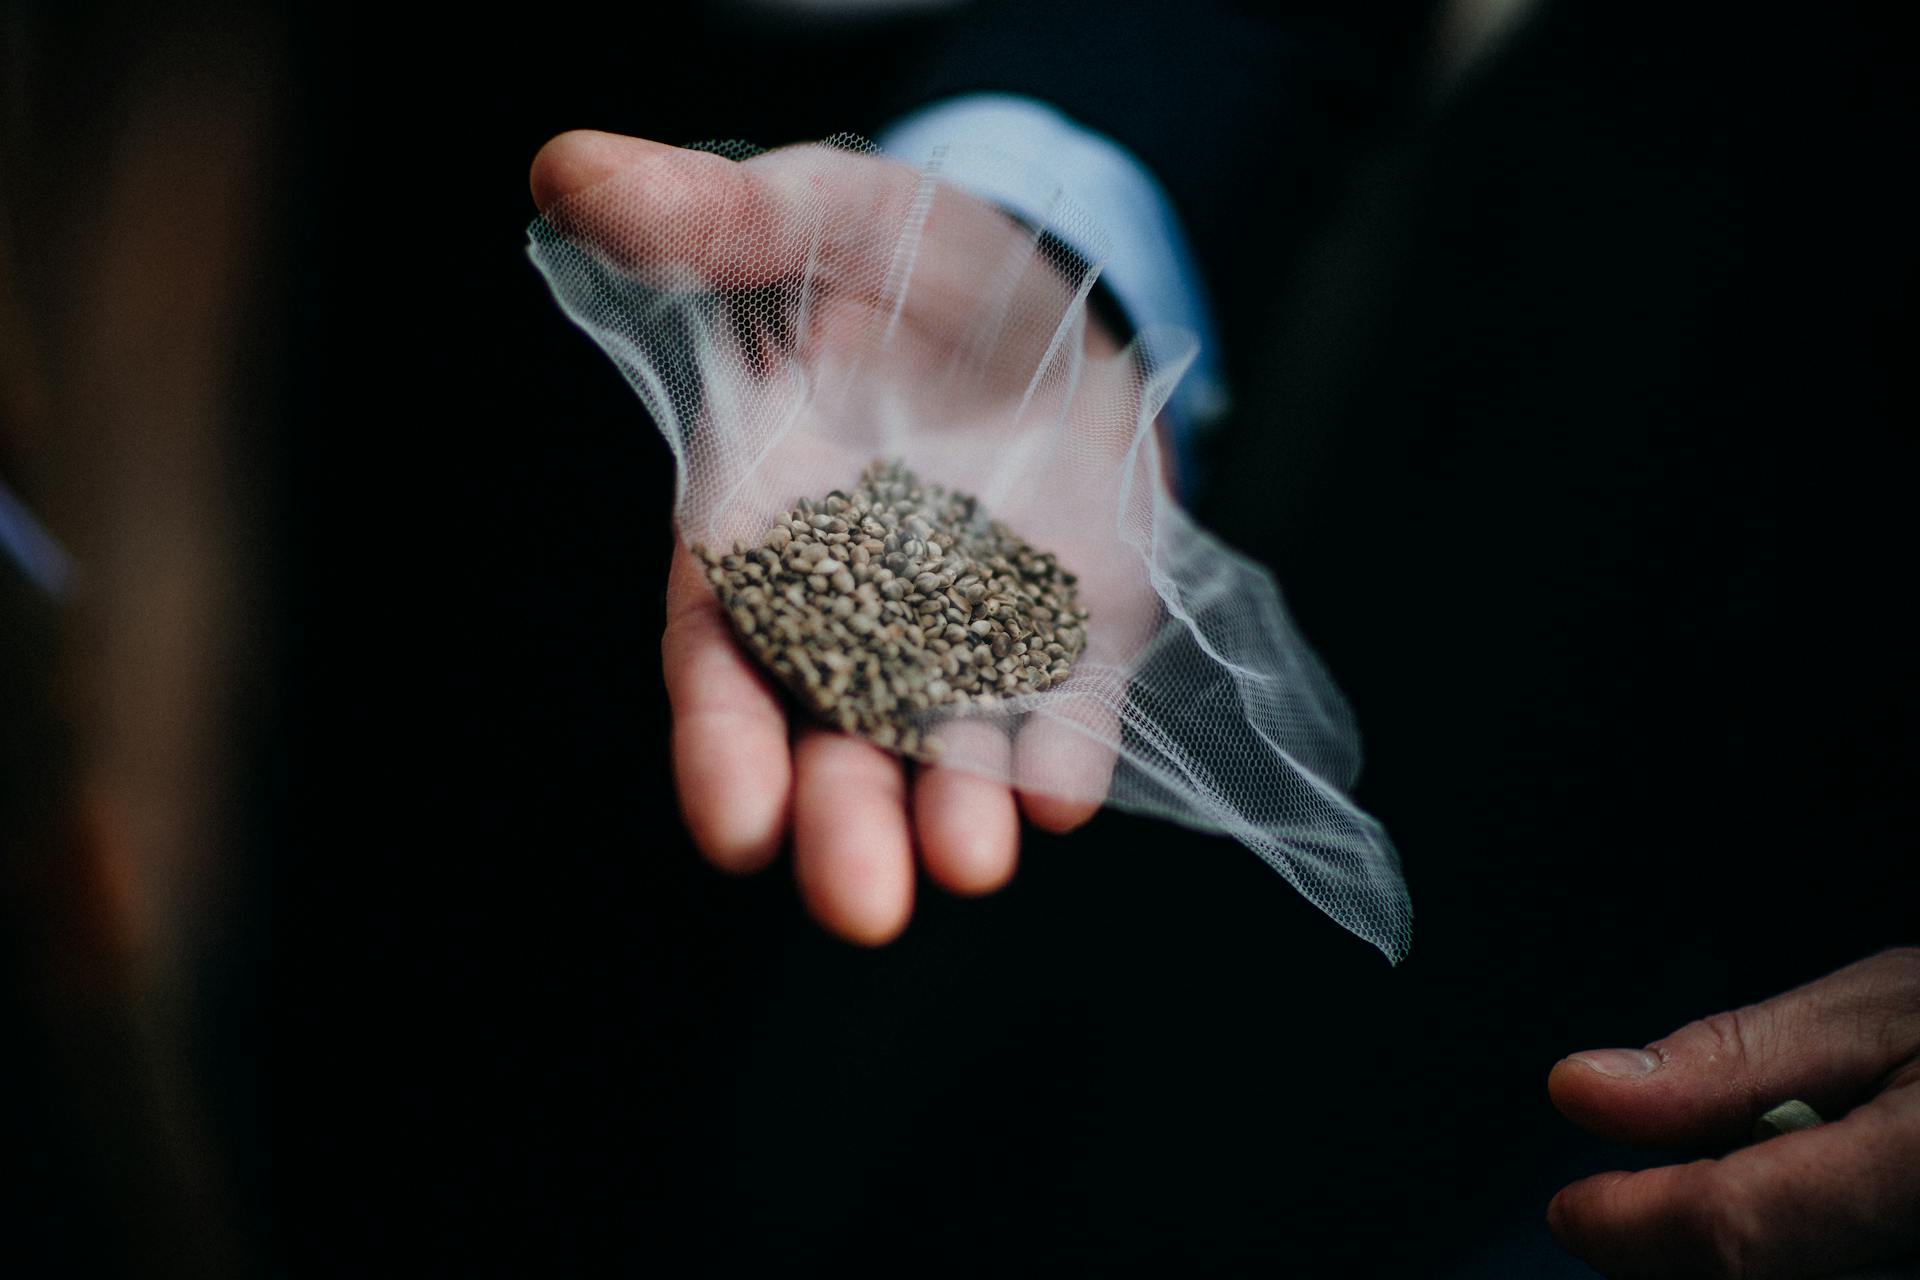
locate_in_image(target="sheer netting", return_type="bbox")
[527,134,1411,960]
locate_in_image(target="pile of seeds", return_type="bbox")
[694,459,1089,762]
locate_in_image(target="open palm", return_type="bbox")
[529,130,1151,943]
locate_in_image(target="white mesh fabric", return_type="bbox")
[526,134,1411,961]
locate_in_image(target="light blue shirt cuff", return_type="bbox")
[877,94,1229,465]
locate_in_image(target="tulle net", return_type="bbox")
[526,133,1411,960]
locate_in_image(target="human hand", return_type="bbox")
[1547,947,1920,1278]
[530,130,1134,944]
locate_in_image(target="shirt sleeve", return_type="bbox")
[876,93,1230,472]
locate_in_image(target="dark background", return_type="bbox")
[5,1,1914,1273]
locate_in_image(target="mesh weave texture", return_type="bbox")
[527,134,1411,960]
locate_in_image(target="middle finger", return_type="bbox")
[792,726,915,945]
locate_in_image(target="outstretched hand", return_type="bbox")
[1548,948,1920,1278]
[531,130,1116,944]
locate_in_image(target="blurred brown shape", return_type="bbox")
[1,3,284,1273]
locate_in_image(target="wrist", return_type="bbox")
[877,93,1229,482]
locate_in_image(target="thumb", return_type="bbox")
[530,129,684,214]
[527,129,925,291]
[1548,948,1920,1148]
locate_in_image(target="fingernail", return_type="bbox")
[1570,1048,1661,1077]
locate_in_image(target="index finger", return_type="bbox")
[663,544,792,873]
[1548,1088,1920,1278]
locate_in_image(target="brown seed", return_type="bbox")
[704,459,1086,760]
